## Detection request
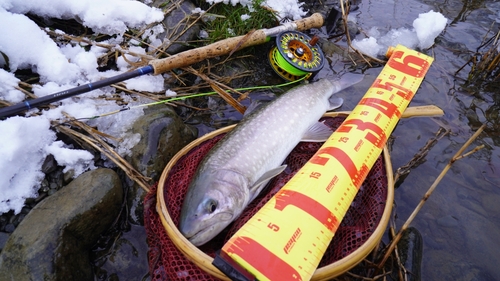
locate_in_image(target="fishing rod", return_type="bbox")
[0,13,325,118]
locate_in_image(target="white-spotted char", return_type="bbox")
[179,75,363,246]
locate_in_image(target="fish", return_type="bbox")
[179,74,363,246]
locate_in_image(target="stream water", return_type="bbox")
[347,0,500,279]
[93,0,500,280]
[196,0,500,279]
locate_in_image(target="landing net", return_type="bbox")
[144,116,388,280]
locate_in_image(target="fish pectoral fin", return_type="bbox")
[249,165,287,201]
[328,97,344,111]
[301,121,334,142]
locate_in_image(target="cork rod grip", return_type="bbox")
[149,13,325,75]
[293,12,324,31]
[150,30,268,75]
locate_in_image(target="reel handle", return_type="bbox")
[149,13,324,75]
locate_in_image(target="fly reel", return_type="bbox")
[269,31,325,81]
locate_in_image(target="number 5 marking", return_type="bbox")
[268,223,280,232]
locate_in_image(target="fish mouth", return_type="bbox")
[185,226,223,246]
[181,212,233,246]
[185,228,212,246]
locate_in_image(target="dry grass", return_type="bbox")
[456,27,500,89]
[54,114,152,193]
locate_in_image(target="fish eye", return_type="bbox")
[206,199,218,213]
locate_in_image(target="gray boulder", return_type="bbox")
[152,0,201,54]
[0,168,123,281]
[125,105,197,225]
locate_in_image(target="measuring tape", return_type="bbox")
[213,44,433,281]
[269,31,325,81]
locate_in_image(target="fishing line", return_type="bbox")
[63,76,308,123]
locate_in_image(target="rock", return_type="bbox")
[424,249,495,280]
[346,21,360,39]
[152,0,201,54]
[125,105,197,225]
[456,187,488,217]
[63,169,75,185]
[397,227,423,281]
[3,224,14,233]
[0,168,123,281]
[41,154,57,174]
[92,225,150,280]
[0,233,8,252]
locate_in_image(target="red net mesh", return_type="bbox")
[144,116,388,280]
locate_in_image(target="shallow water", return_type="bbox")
[348,0,500,279]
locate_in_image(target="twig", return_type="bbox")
[389,225,407,281]
[338,0,384,66]
[57,113,152,193]
[376,124,486,269]
[222,29,256,64]
[339,0,368,66]
[111,83,170,103]
[189,67,247,114]
[15,86,37,99]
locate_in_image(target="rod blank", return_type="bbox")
[0,66,154,118]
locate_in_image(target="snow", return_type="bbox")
[0,69,24,103]
[352,10,448,57]
[0,1,448,215]
[45,141,95,175]
[1,0,165,35]
[413,10,448,49]
[0,9,80,84]
[0,0,164,214]
[0,116,55,214]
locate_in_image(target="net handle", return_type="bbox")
[336,105,444,119]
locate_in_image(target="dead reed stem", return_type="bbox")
[338,0,384,66]
[56,113,152,193]
[376,124,486,269]
[189,67,248,114]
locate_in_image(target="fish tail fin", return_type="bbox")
[337,72,364,90]
[327,73,363,110]
[328,97,344,111]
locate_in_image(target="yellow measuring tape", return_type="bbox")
[214,45,434,281]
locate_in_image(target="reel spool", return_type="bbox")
[269,31,325,81]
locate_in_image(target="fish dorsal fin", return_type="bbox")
[328,97,344,111]
[301,121,334,142]
[243,100,270,117]
[249,165,287,201]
